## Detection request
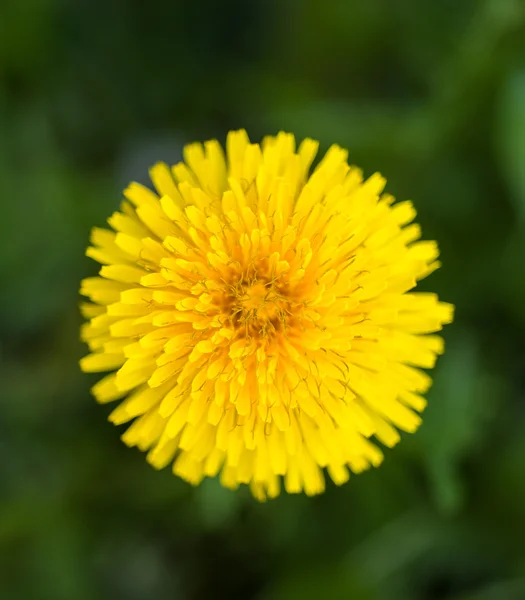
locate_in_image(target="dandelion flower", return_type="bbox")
[80,130,454,500]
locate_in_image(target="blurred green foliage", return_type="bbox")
[1,0,525,598]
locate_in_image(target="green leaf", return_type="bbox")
[347,508,446,585]
[496,67,525,218]
[414,330,498,514]
[196,477,241,530]
[261,562,377,600]
[450,579,525,600]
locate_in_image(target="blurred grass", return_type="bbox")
[1,0,525,598]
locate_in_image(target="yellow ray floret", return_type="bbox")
[80,130,454,500]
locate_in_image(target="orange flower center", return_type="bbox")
[221,275,293,340]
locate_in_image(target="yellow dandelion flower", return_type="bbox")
[80,130,453,500]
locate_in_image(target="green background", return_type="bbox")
[1,0,525,598]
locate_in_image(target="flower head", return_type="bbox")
[80,130,453,499]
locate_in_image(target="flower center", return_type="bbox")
[224,276,291,339]
[242,282,272,313]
